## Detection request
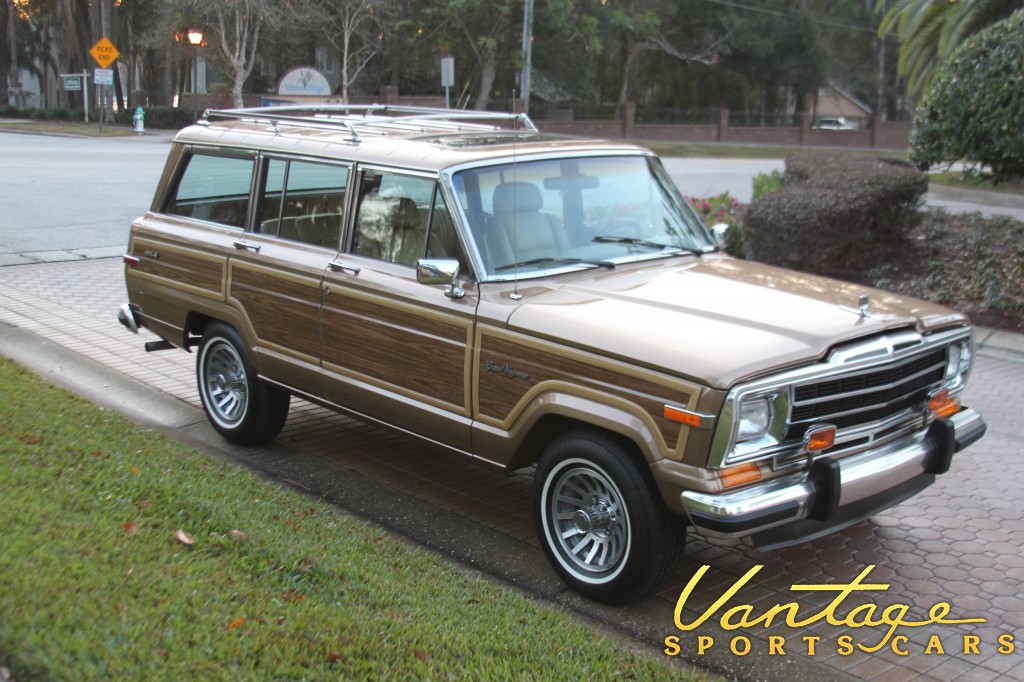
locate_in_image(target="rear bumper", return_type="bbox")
[680,408,986,550]
[117,303,139,334]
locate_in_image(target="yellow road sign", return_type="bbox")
[89,37,120,69]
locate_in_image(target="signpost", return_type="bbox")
[89,37,120,132]
[441,57,455,109]
[61,71,90,122]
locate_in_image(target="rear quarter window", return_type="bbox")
[163,153,255,229]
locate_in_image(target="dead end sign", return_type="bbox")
[89,37,120,69]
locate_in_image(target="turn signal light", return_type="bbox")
[663,405,707,428]
[720,462,762,489]
[804,425,836,453]
[929,389,960,418]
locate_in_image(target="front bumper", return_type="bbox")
[680,408,986,550]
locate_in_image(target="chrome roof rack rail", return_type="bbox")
[200,104,539,139]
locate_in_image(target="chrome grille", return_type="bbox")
[784,348,947,442]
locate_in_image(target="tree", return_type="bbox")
[175,0,282,108]
[291,0,395,103]
[877,0,1023,97]
[910,9,1024,180]
[600,0,727,109]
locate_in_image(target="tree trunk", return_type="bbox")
[5,0,16,106]
[616,32,636,112]
[474,49,496,110]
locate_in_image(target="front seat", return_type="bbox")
[487,182,568,267]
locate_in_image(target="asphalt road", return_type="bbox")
[0,131,171,265]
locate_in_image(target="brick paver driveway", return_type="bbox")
[2,257,1022,682]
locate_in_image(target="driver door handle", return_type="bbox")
[328,261,361,275]
[232,240,261,253]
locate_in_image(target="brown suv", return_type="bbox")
[119,106,986,603]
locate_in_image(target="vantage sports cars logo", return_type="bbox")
[663,565,1016,658]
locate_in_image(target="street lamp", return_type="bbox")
[187,29,204,121]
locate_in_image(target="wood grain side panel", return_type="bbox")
[477,330,698,450]
[229,263,321,360]
[129,237,225,298]
[321,291,467,408]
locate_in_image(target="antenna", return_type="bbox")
[510,91,523,301]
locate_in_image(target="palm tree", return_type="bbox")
[877,0,1023,97]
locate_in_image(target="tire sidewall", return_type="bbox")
[535,432,661,602]
[197,324,253,435]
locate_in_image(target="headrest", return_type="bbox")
[493,182,543,213]
[393,197,421,229]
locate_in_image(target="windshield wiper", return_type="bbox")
[495,257,616,272]
[593,236,704,257]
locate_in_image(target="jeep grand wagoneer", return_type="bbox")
[119,106,986,603]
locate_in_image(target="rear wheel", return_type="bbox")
[534,429,686,604]
[197,323,289,445]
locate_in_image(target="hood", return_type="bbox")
[506,256,966,388]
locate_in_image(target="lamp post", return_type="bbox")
[187,28,204,121]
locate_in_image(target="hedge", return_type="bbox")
[743,151,927,272]
[1,105,195,130]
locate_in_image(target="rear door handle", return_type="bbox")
[232,240,261,252]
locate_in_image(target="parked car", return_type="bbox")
[812,116,856,130]
[119,105,985,603]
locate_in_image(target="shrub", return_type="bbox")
[910,9,1024,181]
[743,151,927,272]
[867,209,1024,330]
[752,169,783,200]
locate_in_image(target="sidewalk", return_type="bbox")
[2,257,1023,682]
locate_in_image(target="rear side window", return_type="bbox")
[163,153,254,229]
[256,158,349,249]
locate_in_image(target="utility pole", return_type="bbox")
[520,0,534,115]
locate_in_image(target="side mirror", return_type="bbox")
[711,223,730,251]
[417,258,465,299]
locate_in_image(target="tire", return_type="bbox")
[196,322,290,445]
[534,430,686,604]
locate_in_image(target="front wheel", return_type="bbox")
[197,322,290,445]
[534,430,686,604]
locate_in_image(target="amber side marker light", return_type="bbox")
[720,462,762,489]
[663,405,707,429]
[929,389,960,418]
[804,424,836,453]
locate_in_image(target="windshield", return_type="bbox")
[450,155,715,278]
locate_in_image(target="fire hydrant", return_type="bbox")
[132,107,145,135]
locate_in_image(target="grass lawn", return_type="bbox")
[0,356,712,681]
[926,170,1024,196]
[0,119,135,137]
[641,140,909,160]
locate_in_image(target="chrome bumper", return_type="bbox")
[680,408,986,550]
[117,303,139,334]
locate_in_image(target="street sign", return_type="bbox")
[94,68,114,86]
[89,37,120,69]
[62,75,83,92]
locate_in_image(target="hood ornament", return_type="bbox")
[858,294,871,318]
[840,294,872,319]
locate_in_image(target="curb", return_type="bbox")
[975,326,1024,362]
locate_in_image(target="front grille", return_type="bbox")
[784,348,947,443]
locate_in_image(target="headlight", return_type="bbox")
[945,344,962,380]
[944,340,973,385]
[737,398,770,441]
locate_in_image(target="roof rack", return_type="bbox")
[200,104,539,142]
